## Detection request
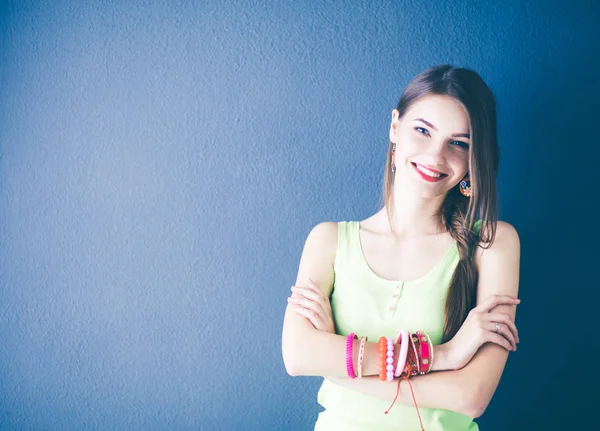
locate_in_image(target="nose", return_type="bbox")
[426,141,447,165]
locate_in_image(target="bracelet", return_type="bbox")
[357,336,367,378]
[409,333,421,376]
[378,337,388,381]
[394,330,409,377]
[346,333,358,379]
[429,333,435,372]
[404,338,415,377]
[416,331,432,374]
[386,337,395,381]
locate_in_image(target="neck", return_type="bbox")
[384,180,447,238]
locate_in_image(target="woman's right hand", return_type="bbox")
[443,294,520,370]
[287,278,335,334]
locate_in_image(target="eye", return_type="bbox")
[451,141,470,150]
[414,127,430,136]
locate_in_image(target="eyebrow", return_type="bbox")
[413,118,470,139]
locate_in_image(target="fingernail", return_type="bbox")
[515,299,521,303]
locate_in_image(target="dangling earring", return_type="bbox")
[459,173,471,197]
[390,143,396,173]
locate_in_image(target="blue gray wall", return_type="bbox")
[1,0,598,429]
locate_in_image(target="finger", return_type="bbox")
[476,294,520,313]
[488,312,520,344]
[486,321,516,350]
[291,285,322,302]
[291,304,319,327]
[291,304,324,330]
[288,296,329,321]
[485,331,514,352]
[288,296,322,312]
[289,294,332,327]
[483,294,520,310]
[487,312,519,343]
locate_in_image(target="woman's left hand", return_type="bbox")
[288,278,335,333]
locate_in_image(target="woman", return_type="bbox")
[281,64,520,431]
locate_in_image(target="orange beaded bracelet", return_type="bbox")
[378,336,388,381]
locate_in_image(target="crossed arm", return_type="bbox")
[281,221,520,418]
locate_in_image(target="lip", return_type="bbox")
[411,162,447,183]
[412,163,446,175]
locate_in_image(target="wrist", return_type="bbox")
[430,342,457,371]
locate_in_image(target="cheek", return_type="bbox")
[461,154,470,170]
[449,151,469,169]
[397,131,422,153]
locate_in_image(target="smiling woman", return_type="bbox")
[281,65,520,431]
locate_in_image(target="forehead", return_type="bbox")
[404,95,470,133]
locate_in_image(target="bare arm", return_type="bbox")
[326,365,476,417]
[282,221,520,417]
[310,222,521,418]
[281,222,456,377]
[459,221,521,417]
[281,222,480,415]
[281,222,339,376]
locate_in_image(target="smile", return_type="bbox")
[411,163,448,182]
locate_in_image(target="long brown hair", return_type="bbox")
[381,65,500,342]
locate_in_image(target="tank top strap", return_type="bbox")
[334,221,362,272]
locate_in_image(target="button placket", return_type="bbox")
[388,282,404,313]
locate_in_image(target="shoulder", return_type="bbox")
[305,221,339,246]
[309,221,339,236]
[300,221,339,267]
[295,222,339,296]
[495,220,519,243]
[475,220,520,260]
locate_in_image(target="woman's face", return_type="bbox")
[389,94,471,199]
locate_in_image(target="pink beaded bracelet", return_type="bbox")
[346,333,358,379]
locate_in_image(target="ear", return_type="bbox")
[389,109,400,143]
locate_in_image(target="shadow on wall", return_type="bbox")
[480,60,598,431]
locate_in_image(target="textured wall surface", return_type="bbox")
[1,0,599,430]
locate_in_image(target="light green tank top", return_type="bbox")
[314,221,481,431]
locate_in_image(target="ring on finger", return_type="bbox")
[495,322,501,333]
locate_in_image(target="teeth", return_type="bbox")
[416,164,442,177]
